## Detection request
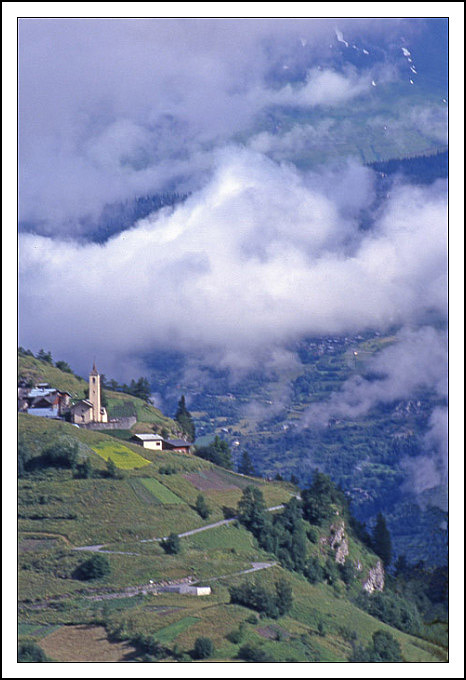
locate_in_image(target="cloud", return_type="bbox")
[401,407,448,508]
[19,148,447,380]
[18,18,429,236]
[301,326,447,428]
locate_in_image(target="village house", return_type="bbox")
[19,383,72,419]
[132,433,192,454]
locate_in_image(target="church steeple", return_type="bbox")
[89,361,101,421]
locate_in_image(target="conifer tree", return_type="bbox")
[238,450,255,476]
[174,395,195,441]
[372,512,392,567]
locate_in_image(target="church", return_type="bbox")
[70,362,108,425]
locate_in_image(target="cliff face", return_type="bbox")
[328,521,349,565]
[323,519,385,593]
[362,560,385,593]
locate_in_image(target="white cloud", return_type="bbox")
[19,149,447,380]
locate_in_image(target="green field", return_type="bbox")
[138,478,185,504]
[91,442,151,469]
[154,617,200,643]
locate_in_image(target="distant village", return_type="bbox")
[18,361,192,454]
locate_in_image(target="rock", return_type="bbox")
[362,560,385,593]
[329,521,349,564]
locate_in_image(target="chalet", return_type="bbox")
[21,383,72,418]
[133,433,192,454]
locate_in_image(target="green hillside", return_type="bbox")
[17,415,446,663]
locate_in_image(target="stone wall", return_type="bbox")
[81,416,137,430]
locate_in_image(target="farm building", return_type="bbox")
[133,433,192,454]
[159,584,211,596]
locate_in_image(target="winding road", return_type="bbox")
[72,504,286,554]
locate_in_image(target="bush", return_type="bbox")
[192,637,214,659]
[105,458,123,479]
[229,579,292,619]
[161,533,181,555]
[356,591,421,635]
[227,626,244,644]
[73,457,93,479]
[307,527,319,543]
[305,556,324,584]
[194,494,211,519]
[222,505,237,519]
[18,640,48,662]
[323,557,340,586]
[159,465,177,475]
[41,439,79,469]
[350,630,403,662]
[238,643,274,662]
[76,553,111,580]
[339,561,356,586]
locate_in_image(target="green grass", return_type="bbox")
[18,623,61,638]
[185,524,256,553]
[154,617,200,643]
[90,442,151,469]
[138,478,185,504]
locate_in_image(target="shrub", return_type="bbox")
[238,643,274,662]
[307,527,319,543]
[229,579,292,618]
[356,591,421,635]
[350,630,403,662]
[339,561,356,586]
[76,553,111,580]
[227,627,244,644]
[323,557,340,586]
[41,439,79,469]
[105,458,123,479]
[192,637,214,659]
[222,506,237,519]
[73,458,93,479]
[194,494,211,519]
[317,620,327,637]
[18,640,48,662]
[305,556,324,584]
[161,533,181,555]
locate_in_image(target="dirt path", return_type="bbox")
[21,561,278,608]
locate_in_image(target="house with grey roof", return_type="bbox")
[133,433,192,454]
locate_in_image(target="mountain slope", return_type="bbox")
[17,415,446,663]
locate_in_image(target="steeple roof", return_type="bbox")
[90,361,99,376]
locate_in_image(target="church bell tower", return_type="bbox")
[89,361,102,422]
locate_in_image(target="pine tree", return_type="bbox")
[238,450,255,475]
[372,512,392,567]
[174,395,195,441]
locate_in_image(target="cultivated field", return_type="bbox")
[91,442,151,469]
[39,624,137,662]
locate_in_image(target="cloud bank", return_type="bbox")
[18,17,436,236]
[19,149,447,377]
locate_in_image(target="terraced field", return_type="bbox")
[138,478,185,504]
[91,442,151,469]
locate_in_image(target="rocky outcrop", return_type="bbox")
[328,521,349,564]
[362,560,385,593]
